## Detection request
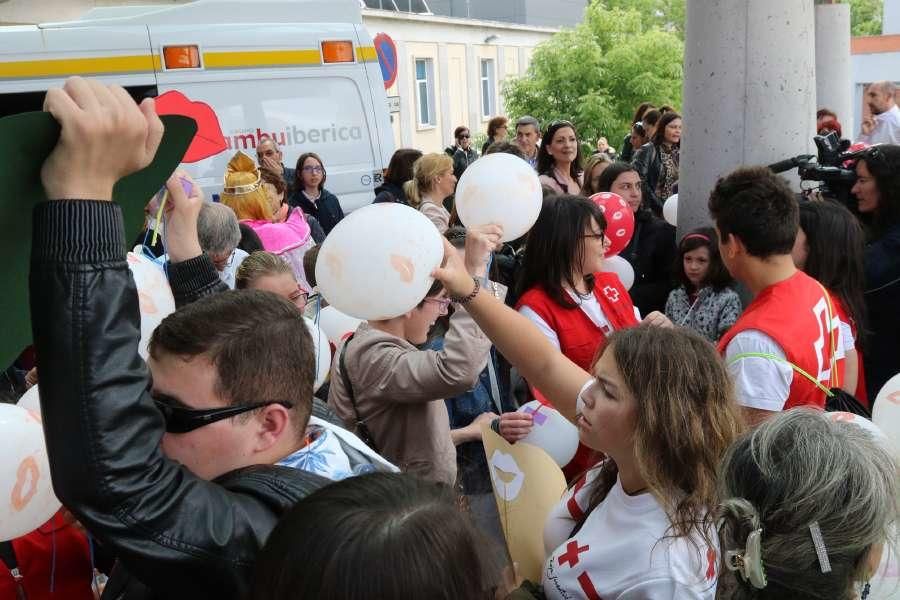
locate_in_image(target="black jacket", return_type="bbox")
[619,208,676,316]
[863,222,900,401]
[288,188,344,236]
[619,132,635,163]
[632,142,663,215]
[373,181,408,205]
[30,201,328,600]
[451,146,478,179]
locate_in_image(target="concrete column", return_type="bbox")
[815,3,853,140]
[885,0,900,35]
[679,0,817,239]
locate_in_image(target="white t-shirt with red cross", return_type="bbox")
[542,465,718,600]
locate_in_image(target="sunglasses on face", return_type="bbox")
[154,397,294,433]
[458,134,470,139]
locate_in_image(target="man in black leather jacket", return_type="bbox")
[30,77,328,599]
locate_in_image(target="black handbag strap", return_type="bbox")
[337,334,381,453]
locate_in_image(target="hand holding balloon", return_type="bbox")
[433,238,478,299]
[498,411,534,443]
[163,169,204,263]
[464,224,504,277]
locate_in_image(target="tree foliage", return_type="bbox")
[841,0,883,36]
[503,1,683,148]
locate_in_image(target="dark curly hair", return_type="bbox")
[708,166,798,258]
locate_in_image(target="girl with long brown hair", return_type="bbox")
[430,233,743,598]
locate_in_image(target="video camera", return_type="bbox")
[767,131,859,206]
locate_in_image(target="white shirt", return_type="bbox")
[725,325,849,412]
[542,466,718,600]
[519,290,642,350]
[858,104,900,145]
[218,248,248,289]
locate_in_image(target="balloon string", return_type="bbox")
[88,533,95,583]
[50,526,56,592]
[150,190,169,248]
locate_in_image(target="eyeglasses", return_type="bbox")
[424,297,452,315]
[209,250,235,270]
[154,398,294,434]
[302,166,324,174]
[458,134,471,139]
[583,232,607,240]
[288,287,309,306]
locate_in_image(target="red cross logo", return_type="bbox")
[706,547,717,580]
[602,286,620,303]
[577,572,603,600]
[558,540,590,568]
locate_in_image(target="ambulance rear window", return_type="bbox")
[0,85,157,119]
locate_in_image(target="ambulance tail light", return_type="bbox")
[321,41,354,63]
[163,46,201,69]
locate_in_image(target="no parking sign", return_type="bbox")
[373,33,398,90]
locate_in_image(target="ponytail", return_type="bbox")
[404,179,421,208]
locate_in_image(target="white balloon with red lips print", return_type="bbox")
[454,152,543,242]
[315,203,444,320]
[0,403,61,541]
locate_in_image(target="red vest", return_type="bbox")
[832,297,868,406]
[718,271,844,410]
[517,273,640,371]
[518,273,639,480]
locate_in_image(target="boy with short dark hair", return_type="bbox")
[710,167,844,425]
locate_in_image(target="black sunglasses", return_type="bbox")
[154,398,294,433]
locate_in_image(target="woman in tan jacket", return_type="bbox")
[404,152,456,234]
[327,225,505,485]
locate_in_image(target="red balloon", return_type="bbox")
[589,192,635,257]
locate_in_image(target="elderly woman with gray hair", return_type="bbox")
[717,409,897,600]
[198,202,248,289]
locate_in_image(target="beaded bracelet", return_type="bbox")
[452,277,480,305]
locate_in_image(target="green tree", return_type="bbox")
[503,2,683,149]
[841,0,883,36]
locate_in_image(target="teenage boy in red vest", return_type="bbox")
[710,167,844,426]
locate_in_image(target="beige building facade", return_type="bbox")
[362,9,557,152]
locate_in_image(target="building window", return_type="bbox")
[480,59,496,119]
[362,0,431,14]
[415,58,436,127]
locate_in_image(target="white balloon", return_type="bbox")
[873,372,900,463]
[304,318,332,392]
[0,404,61,541]
[454,153,543,242]
[127,252,176,360]
[317,306,364,345]
[518,400,579,468]
[17,385,41,415]
[663,194,678,227]
[825,411,889,445]
[315,203,444,320]
[601,255,635,290]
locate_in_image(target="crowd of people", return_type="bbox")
[2,76,898,600]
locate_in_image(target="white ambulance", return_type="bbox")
[0,0,395,212]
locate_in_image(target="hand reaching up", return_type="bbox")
[41,77,163,201]
[163,170,205,263]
